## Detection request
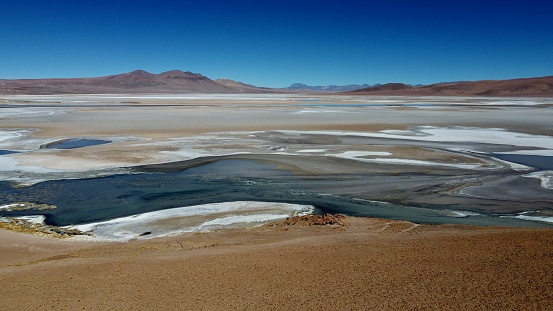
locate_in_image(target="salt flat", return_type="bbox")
[1,94,552,226]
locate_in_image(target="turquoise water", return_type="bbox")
[1,159,551,228]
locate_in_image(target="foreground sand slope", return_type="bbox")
[1,216,552,310]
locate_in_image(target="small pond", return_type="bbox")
[42,138,111,149]
[0,150,19,155]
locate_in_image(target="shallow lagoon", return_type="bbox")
[1,94,553,233]
[42,138,111,149]
[490,154,553,170]
[0,150,18,155]
[1,159,551,229]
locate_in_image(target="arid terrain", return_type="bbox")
[1,215,553,310]
[3,0,553,308]
[1,93,553,310]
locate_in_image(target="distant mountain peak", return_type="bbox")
[158,70,207,80]
[285,83,373,92]
[215,78,246,87]
[214,78,271,93]
[126,70,153,76]
[0,69,247,94]
[347,76,553,96]
[160,70,202,76]
[159,69,185,75]
[289,83,309,88]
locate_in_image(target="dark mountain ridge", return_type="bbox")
[0,70,269,95]
[285,83,375,92]
[1,70,552,96]
[348,76,553,97]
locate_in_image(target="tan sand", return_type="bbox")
[1,216,552,310]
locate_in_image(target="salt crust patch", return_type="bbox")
[0,204,22,210]
[199,214,287,227]
[13,215,46,225]
[1,125,549,183]
[0,131,23,142]
[293,109,343,114]
[67,201,315,242]
[443,210,483,218]
[1,215,47,225]
[277,127,553,151]
[161,150,251,160]
[346,157,485,169]
[502,212,553,224]
[523,171,553,189]
[380,130,421,136]
[331,151,392,157]
[485,100,541,106]
[95,94,295,101]
[326,150,484,169]
[0,108,59,118]
[159,149,213,159]
[512,215,553,223]
[4,94,547,103]
[0,129,61,152]
[0,156,54,173]
[484,158,532,171]
[297,149,327,153]
[0,129,32,144]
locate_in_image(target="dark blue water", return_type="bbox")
[1,159,551,228]
[298,104,388,107]
[0,150,18,155]
[490,154,553,170]
[44,139,111,149]
[297,103,444,107]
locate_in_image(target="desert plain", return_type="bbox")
[1,94,553,309]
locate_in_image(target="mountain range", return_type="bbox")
[348,76,553,97]
[0,70,274,95]
[283,83,376,92]
[1,70,552,97]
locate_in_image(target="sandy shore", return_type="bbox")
[1,216,552,310]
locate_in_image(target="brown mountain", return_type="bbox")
[354,83,414,92]
[0,70,271,95]
[2,71,553,96]
[214,79,276,93]
[348,76,553,97]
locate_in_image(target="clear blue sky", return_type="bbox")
[1,0,552,87]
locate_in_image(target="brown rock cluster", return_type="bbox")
[0,218,87,239]
[278,214,348,227]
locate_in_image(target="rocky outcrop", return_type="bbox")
[0,218,88,239]
[0,202,56,211]
[278,214,348,227]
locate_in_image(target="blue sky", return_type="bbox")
[1,0,552,87]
